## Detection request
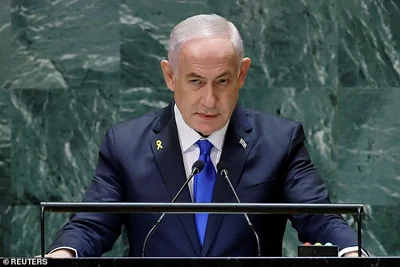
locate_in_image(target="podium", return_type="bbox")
[0,202,393,267]
[40,202,365,256]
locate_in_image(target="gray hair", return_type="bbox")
[167,14,244,77]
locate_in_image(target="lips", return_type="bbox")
[196,113,218,119]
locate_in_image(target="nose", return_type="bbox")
[202,84,217,108]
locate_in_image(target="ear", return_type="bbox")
[160,60,176,92]
[237,57,251,89]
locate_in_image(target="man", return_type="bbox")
[45,14,366,257]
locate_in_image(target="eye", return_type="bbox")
[218,79,230,85]
[189,79,201,84]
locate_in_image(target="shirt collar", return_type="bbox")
[174,103,229,153]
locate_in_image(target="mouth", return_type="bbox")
[196,113,219,120]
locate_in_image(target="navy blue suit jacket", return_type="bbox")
[48,102,359,257]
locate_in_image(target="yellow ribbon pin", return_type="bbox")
[156,140,163,150]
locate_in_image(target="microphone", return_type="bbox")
[141,160,204,257]
[217,161,261,257]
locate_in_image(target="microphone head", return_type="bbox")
[192,160,204,174]
[217,161,228,175]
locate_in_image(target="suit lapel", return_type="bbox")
[150,103,201,255]
[200,107,253,256]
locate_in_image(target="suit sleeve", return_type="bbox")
[47,126,125,257]
[282,122,359,251]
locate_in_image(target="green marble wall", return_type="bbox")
[0,0,399,257]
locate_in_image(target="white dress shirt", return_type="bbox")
[174,104,229,199]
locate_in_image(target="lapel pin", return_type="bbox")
[239,138,247,148]
[156,140,163,150]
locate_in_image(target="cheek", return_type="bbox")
[177,91,202,112]
[219,92,238,110]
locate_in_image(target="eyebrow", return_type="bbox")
[186,71,233,79]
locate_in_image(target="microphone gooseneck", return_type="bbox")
[217,161,261,257]
[141,160,204,257]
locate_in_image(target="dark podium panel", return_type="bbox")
[2,257,399,267]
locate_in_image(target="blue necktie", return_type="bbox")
[194,139,216,246]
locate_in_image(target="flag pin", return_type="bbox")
[239,138,247,148]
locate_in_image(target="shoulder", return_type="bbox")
[239,107,302,136]
[107,107,167,140]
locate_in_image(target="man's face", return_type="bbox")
[161,37,251,136]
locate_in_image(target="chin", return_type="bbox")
[191,118,226,136]
[196,125,220,136]
[194,128,211,136]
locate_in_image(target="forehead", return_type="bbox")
[178,38,237,73]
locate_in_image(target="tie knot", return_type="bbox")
[197,139,213,155]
